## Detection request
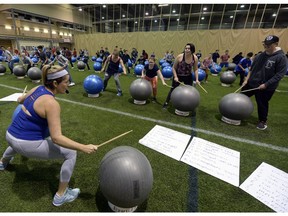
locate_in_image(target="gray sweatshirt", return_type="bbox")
[248,47,288,90]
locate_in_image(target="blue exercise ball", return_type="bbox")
[77,56,81,60]
[0,56,6,62]
[96,58,103,63]
[91,56,97,62]
[162,66,173,79]
[12,104,23,121]
[32,57,38,64]
[12,56,19,63]
[134,64,144,76]
[71,57,77,63]
[83,75,103,96]
[210,63,222,75]
[118,64,123,73]
[245,68,249,76]
[192,68,206,82]
[159,59,165,65]
[50,56,54,61]
[197,62,201,68]
[145,60,149,66]
[93,62,102,71]
[128,59,132,67]
[161,62,170,69]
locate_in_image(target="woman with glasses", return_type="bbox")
[141,57,167,102]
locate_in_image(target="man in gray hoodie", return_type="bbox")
[242,35,288,130]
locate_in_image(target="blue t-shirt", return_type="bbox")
[144,64,159,78]
[235,58,252,72]
[8,86,54,140]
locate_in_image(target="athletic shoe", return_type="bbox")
[116,91,123,96]
[152,97,157,103]
[52,188,80,207]
[0,157,14,171]
[162,102,168,110]
[68,82,75,87]
[256,121,267,130]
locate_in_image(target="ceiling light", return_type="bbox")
[154,20,157,23]
[203,7,207,11]
[103,5,106,8]
[158,4,169,7]
[24,26,29,31]
[230,16,233,18]
[102,16,105,19]
[59,32,63,35]
[145,12,149,15]
[44,29,48,33]
[272,13,277,17]
[5,25,12,29]
[240,5,245,8]
[172,10,176,13]
[117,22,120,25]
[122,14,125,18]
[52,30,56,34]
[176,18,179,21]
[34,28,39,32]
[135,21,138,24]
[64,33,67,36]
[68,33,72,37]
[201,17,205,20]
[78,8,82,11]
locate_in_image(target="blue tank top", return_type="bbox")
[107,56,120,74]
[8,86,54,140]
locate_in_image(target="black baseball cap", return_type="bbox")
[263,35,279,45]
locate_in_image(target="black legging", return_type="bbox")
[164,75,193,104]
[68,58,74,67]
[26,64,32,73]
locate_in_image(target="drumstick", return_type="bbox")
[240,87,260,93]
[234,85,244,93]
[197,83,208,93]
[176,80,186,86]
[97,130,133,148]
[22,85,27,95]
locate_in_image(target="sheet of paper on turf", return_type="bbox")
[0,93,22,102]
[181,137,240,187]
[139,125,191,161]
[240,162,288,213]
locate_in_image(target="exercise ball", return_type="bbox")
[71,57,77,63]
[144,60,149,66]
[96,58,103,63]
[161,62,170,69]
[197,62,201,68]
[162,66,173,80]
[12,104,23,121]
[13,65,26,79]
[286,68,288,76]
[134,64,144,76]
[77,61,86,71]
[171,85,200,116]
[219,93,254,125]
[228,63,236,71]
[83,74,103,98]
[210,64,222,76]
[32,57,38,64]
[159,59,165,65]
[91,56,97,62]
[0,64,6,75]
[27,67,42,83]
[118,64,123,73]
[128,59,132,67]
[220,71,236,87]
[12,56,19,63]
[50,56,54,61]
[99,146,153,212]
[93,62,102,72]
[129,78,152,105]
[245,68,249,76]
[77,56,81,60]
[0,56,6,62]
[192,69,206,82]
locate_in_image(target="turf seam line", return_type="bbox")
[1,83,288,154]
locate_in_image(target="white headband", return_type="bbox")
[47,69,68,80]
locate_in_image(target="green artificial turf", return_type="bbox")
[0,61,287,212]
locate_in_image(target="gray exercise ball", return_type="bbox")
[220,71,236,85]
[129,79,152,104]
[13,65,26,78]
[171,85,200,112]
[228,63,236,71]
[99,146,153,211]
[219,93,254,121]
[77,61,86,70]
[0,64,6,75]
[27,67,42,82]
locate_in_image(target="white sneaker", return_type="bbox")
[68,82,75,87]
[52,188,80,206]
